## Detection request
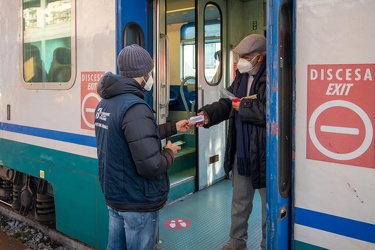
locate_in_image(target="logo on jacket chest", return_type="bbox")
[96,108,111,121]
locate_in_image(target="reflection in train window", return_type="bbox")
[180,23,195,81]
[123,22,144,48]
[204,4,221,85]
[180,18,221,84]
[22,0,74,89]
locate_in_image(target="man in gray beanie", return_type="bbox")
[196,34,267,250]
[95,44,191,250]
[117,44,154,78]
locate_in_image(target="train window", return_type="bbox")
[180,23,195,81]
[180,9,221,84]
[123,22,144,48]
[204,4,221,85]
[22,0,75,89]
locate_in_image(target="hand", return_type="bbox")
[195,111,209,127]
[232,98,242,111]
[176,120,191,132]
[165,140,181,154]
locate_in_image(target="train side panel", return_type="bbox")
[0,1,117,248]
[294,1,375,249]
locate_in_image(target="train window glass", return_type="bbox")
[180,8,221,83]
[22,0,74,89]
[180,23,195,80]
[204,4,221,85]
[123,22,144,48]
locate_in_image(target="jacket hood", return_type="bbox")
[97,71,145,99]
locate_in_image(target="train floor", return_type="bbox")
[157,178,263,250]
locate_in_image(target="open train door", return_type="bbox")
[196,0,227,189]
[266,0,293,249]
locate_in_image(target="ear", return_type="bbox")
[258,54,265,62]
[134,76,144,85]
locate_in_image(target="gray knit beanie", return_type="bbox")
[117,44,154,78]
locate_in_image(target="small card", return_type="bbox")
[188,115,204,124]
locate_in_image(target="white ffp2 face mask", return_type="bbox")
[237,58,253,73]
[142,74,154,91]
[237,55,259,74]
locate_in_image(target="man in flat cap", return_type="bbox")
[196,34,267,250]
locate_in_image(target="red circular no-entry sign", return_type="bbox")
[308,100,372,160]
[81,93,101,129]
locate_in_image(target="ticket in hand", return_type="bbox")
[172,140,185,146]
[188,115,204,124]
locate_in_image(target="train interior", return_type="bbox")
[157,0,266,248]
[164,0,226,204]
[163,0,265,198]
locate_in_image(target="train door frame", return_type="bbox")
[154,0,168,125]
[196,0,227,190]
[116,0,154,105]
[266,0,294,249]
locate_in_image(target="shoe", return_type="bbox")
[219,240,247,250]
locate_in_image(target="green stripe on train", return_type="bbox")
[295,240,328,250]
[0,138,108,249]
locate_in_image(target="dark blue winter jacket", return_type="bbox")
[95,72,177,211]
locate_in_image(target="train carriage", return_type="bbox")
[0,0,374,249]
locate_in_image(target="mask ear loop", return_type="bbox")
[251,54,260,64]
[141,77,147,89]
[141,72,152,90]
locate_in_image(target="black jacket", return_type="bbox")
[200,62,266,189]
[95,72,177,211]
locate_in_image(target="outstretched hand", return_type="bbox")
[176,120,192,132]
[195,111,209,127]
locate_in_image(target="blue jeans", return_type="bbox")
[107,206,159,250]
